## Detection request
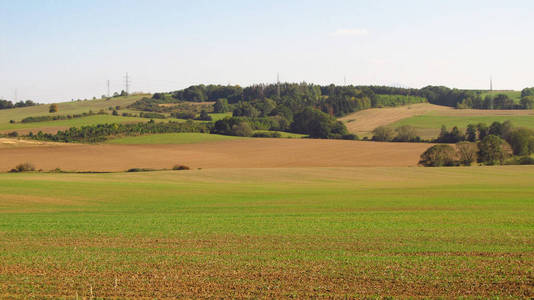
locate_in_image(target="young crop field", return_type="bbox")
[0,166,533,298]
[0,94,148,124]
[0,114,151,133]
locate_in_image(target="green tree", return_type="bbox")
[231,122,253,137]
[478,135,509,165]
[456,142,478,166]
[372,126,395,142]
[197,110,212,121]
[506,128,534,156]
[466,124,477,142]
[477,123,489,140]
[520,96,534,109]
[214,98,230,113]
[291,107,348,139]
[49,104,58,113]
[419,144,457,167]
[394,125,419,142]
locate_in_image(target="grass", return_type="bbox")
[0,94,149,124]
[392,115,534,133]
[106,132,242,144]
[0,114,151,132]
[0,166,533,297]
[479,90,521,102]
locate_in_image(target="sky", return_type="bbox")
[1,0,534,103]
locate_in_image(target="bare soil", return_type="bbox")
[0,138,430,172]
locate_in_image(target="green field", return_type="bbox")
[393,115,534,131]
[479,90,521,102]
[0,114,154,132]
[0,94,149,124]
[107,132,242,144]
[1,167,533,297]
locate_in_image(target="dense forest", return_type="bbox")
[130,83,429,139]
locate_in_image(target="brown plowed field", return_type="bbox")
[0,138,429,171]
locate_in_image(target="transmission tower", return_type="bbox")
[124,73,131,94]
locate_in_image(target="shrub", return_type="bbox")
[7,131,18,137]
[196,110,212,121]
[232,122,253,137]
[9,120,15,124]
[173,165,190,170]
[49,104,58,113]
[127,168,156,172]
[112,110,119,116]
[10,162,36,173]
[372,126,395,142]
[394,125,420,142]
[342,133,359,140]
[505,156,534,165]
[252,131,282,138]
[419,144,457,167]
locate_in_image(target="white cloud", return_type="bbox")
[331,28,369,37]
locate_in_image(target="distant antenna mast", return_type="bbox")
[276,72,281,99]
[107,80,110,97]
[124,73,130,94]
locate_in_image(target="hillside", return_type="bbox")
[0,94,149,124]
[341,102,534,139]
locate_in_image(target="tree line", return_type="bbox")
[0,99,38,110]
[26,120,210,143]
[420,121,534,166]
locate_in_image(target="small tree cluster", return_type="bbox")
[420,135,511,167]
[372,125,421,142]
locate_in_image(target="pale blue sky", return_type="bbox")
[1,0,534,102]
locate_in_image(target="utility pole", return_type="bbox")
[124,73,130,94]
[107,80,110,97]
